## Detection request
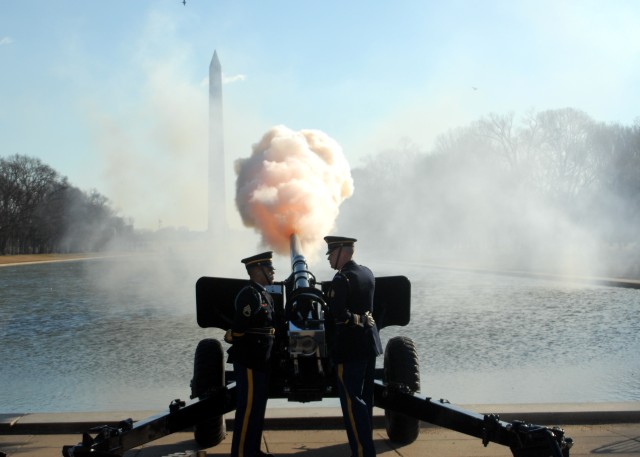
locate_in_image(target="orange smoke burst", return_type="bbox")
[235,125,354,256]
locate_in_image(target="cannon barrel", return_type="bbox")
[290,233,311,289]
[286,234,326,320]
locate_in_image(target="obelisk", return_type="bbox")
[208,50,225,237]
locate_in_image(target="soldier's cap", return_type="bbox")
[324,236,357,254]
[241,251,274,269]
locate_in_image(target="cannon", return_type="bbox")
[62,234,573,457]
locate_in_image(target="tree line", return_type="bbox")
[342,108,640,278]
[0,154,133,255]
[4,107,639,276]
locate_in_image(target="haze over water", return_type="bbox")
[1,257,637,413]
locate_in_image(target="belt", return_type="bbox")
[244,327,275,335]
[335,312,374,328]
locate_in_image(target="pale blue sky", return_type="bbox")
[1,0,639,229]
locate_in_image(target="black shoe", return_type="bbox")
[257,451,274,457]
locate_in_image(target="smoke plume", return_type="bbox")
[235,125,353,256]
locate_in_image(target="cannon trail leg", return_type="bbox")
[62,386,237,457]
[374,381,572,457]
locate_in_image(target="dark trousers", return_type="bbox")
[336,355,377,457]
[231,362,269,457]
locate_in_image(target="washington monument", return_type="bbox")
[208,50,226,237]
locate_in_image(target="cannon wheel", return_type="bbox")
[191,338,227,448]
[383,336,421,444]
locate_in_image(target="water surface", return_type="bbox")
[1,257,638,412]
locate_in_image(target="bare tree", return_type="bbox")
[524,108,602,201]
[0,155,60,253]
[340,108,639,275]
[475,111,521,170]
[0,154,129,255]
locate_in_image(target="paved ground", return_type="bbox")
[1,423,639,457]
[2,405,639,457]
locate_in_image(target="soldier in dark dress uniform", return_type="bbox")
[226,252,276,457]
[324,236,382,457]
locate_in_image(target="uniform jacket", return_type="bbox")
[328,260,383,362]
[227,281,275,371]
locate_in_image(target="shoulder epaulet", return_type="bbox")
[235,285,262,310]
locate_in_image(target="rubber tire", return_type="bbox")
[191,338,226,448]
[383,336,421,444]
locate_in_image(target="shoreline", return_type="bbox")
[0,252,138,267]
[3,252,640,288]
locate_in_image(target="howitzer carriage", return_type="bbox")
[63,235,573,457]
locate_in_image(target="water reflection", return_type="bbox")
[0,258,638,412]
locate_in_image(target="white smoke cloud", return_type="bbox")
[235,125,353,257]
[82,9,209,231]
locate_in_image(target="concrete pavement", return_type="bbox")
[2,404,639,457]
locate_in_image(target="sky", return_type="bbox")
[1,0,639,231]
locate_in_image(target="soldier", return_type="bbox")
[324,236,382,457]
[226,252,276,457]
